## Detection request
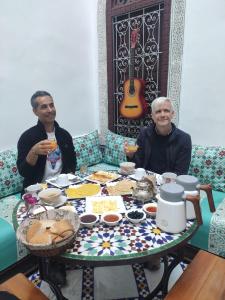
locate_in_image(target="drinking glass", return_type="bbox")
[49,138,57,152]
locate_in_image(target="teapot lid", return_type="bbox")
[176,175,199,191]
[160,183,184,202]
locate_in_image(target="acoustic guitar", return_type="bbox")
[119,29,148,119]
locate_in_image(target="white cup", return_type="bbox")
[57,174,69,186]
[162,172,177,184]
[134,168,146,180]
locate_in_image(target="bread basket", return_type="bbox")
[16,206,80,257]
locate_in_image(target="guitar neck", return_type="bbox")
[129,48,135,80]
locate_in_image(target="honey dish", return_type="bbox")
[125,209,146,224]
[80,213,99,228]
[101,212,122,226]
[65,184,101,199]
[143,203,157,217]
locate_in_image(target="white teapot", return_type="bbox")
[156,183,202,234]
[176,175,215,219]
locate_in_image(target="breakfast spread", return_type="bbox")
[26,219,73,245]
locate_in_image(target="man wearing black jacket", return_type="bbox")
[17,90,76,191]
[17,90,76,286]
[124,96,192,270]
[125,96,192,176]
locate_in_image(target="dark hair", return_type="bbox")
[30,90,52,109]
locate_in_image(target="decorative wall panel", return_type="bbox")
[98,0,186,141]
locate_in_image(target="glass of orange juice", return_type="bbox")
[126,144,139,152]
[49,138,57,151]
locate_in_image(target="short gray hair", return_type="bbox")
[151,97,174,113]
[30,90,52,109]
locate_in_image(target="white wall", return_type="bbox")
[0,0,99,150]
[1,0,225,150]
[179,0,225,146]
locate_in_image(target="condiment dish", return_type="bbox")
[125,209,146,224]
[101,212,122,226]
[143,203,157,217]
[80,213,99,228]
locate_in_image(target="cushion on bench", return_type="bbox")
[189,145,225,192]
[103,130,136,166]
[0,149,23,198]
[73,130,102,170]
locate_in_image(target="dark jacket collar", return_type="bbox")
[37,119,59,132]
[146,122,177,141]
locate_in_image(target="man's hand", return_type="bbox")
[26,139,53,166]
[31,139,54,156]
[124,141,138,159]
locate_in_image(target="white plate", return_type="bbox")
[32,206,54,215]
[85,195,126,214]
[85,172,121,184]
[46,175,82,188]
[40,195,67,208]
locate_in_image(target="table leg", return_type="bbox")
[38,257,68,300]
[160,249,184,298]
[145,249,184,299]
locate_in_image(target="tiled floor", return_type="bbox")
[29,259,186,300]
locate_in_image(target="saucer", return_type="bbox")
[41,195,67,208]
[118,168,135,176]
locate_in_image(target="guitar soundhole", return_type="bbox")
[125,105,138,109]
[129,86,135,95]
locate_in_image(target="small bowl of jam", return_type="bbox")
[80,213,99,228]
[101,212,122,226]
[125,209,146,224]
[143,203,157,217]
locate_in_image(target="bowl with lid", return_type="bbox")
[125,209,146,224]
[38,188,62,205]
[80,213,99,228]
[119,162,136,175]
[101,212,122,226]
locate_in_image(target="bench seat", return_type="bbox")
[165,250,225,300]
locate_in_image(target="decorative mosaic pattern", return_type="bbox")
[208,198,225,257]
[73,130,102,170]
[0,193,21,224]
[103,130,136,166]
[0,148,23,198]
[188,145,225,192]
[16,195,194,261]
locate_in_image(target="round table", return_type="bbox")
[13,187,198,299]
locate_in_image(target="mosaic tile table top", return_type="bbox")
[15,195,197,264]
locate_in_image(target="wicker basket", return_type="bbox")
[16,207,80,257]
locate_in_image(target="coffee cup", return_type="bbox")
[134,168,146,180]
[162,172,177,184]
[57,174,69,186]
